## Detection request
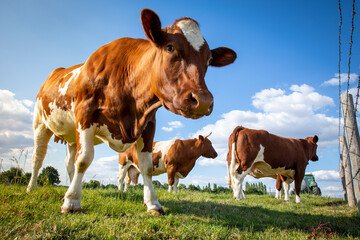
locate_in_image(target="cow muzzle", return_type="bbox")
[312,155,319,161]
[187,91,214,118]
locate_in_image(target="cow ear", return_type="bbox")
[313,135,319,143]
[141,9,163,46]
[210,47,237,67]
[199,135,204,141]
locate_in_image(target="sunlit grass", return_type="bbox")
[0,184,359,239]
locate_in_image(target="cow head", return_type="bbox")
[305,135,319,162]
[198,133,218,158]
[141,9,237,119]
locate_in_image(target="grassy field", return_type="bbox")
[0,184,359,239]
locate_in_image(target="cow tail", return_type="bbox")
[227,126,245,185]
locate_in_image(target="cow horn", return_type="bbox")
[205,132,212,138]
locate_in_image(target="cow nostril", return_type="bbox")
[190,93,198,105]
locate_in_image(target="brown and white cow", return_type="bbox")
[227,126,318,203]
[26,9,236,216]
[117,134,217,193]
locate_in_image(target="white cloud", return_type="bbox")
[311,170,339,181]
[192,84,338,167]
[0,90,34,156]
[161,120,183,132]
[322,185,342,191]
[84,155,119,183]
[323,73,358,86]
[252,84,334,114]
[197,153,227,167]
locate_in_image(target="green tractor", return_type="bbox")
[291,173,321,196]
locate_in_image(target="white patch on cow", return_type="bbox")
[58,66,82,96]
[95,124,133,152]
[136,138,162,211]
[296,195,302,204]
[65,143,77,182]
[62,171,85,212]
[62,124,95,212]
[152,158,167,176]
[41,99,77,143]
[230,144,267,200]
[275,189,282,199]
[117,158,134,191]
[152,139,176,175]
[176,19,204,51]
[283,179,291,201]
[153,139,176,157]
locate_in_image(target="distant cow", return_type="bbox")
[118,134,217,192]
[227,126,318,203]
[26,8,236,216]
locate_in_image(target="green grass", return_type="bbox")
[0,184,359,239]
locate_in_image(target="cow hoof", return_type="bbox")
[61,199,82,214]
[284,200,290,202]
[147,207,166,216]
[61,206,82,214]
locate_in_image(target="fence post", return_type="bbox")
[340,136,356,207]
[339,158,347,201]
[340,93,360,209]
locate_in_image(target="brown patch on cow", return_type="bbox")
[152,151,162,171]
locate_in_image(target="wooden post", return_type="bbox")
[340,93,360,208]
[340,136,356,207]
[339,158,347,201]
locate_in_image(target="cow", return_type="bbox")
[26,8,237,216]
[227,126,318,203]
[117,134,218,193]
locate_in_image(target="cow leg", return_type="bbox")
[27,119,53,192]
[229,142,251,200]
[232,169,250,200]
[65,143,76,182]
[173,176,179,193]
[294,172,304,204]
[117,161,133,191]
[283,178,291,202]
[124,173,131,192]
[167,165,176,193]
[61,125,95,213]
[136,137,164,215]
[275,175,282,199]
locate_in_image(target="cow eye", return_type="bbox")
[166,45,175,53]
[207,57,213,66]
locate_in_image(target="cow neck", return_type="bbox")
[79,38,162,143]
[181,139,203,162]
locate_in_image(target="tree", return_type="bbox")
[83,180,101,189]
[245,182,267,195]
[38,166,60,186]
[0,167,30,185]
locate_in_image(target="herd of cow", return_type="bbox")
[25,9,319,216]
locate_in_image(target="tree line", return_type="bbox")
[0,165,268,195]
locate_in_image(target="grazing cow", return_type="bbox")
[26,8,236,216]
[117,134,218,193]
[227,126,318,203]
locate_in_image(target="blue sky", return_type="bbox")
[1,1,359,198]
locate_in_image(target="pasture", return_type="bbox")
[0,184,359,239]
